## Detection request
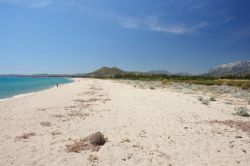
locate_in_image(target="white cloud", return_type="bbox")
[145,16,186,34]
[113,16,209,35]
[147,18,208,34]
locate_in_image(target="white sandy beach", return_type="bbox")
[0,78,250,166]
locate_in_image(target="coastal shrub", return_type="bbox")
[88,132,106,146]
[66,132,106,153]
[88,154,99,163]
[161,79,172,85]
[198,96,210,105]
[40,121,51,127]
[210,96,216,101]
[202,99,210,105]
[51,130,62,136]
[233,107,250,117]
[241,82,250,90]
[121,138,131,143]
[198,96,203,101]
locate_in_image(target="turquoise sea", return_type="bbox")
[0,77,73,99]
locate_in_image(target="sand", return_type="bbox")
[0,78,250,166]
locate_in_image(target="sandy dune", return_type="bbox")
[0,78,249,166]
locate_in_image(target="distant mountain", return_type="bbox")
[207,61,250,76]
[85,67,125,77]
[174,72,193,76]
[84,67,194,77]
[147,70,171,75]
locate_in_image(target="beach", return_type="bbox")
[0,78,249,166]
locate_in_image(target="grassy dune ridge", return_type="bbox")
[112,73,250,90]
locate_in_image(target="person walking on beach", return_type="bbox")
[56,82,59,88]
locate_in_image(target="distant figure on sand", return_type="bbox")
[56,82,59,88]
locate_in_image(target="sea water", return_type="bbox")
[0,77,73,99]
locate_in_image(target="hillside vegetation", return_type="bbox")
[81,65,250,90]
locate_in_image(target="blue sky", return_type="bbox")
[0,0,250,74]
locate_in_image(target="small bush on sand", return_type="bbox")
[88,154,99,163]
[51,130,62,136]
[241,82,250,90]
[233,107,250,117]
[66,132,106,153]
[40,121,51,127]
[198,96,203,101]
[88,132,106,146]
[121,138,131,143]
[198,96,210,105]
[16,132,36,140]
[202,99,210,105]
[210,96,216,101]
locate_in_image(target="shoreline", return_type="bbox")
[0,77,76,102]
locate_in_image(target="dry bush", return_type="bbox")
[66,132,106,153]
[210,96,216,101]
[198,96,210,105]
[75,98,100,103]
[241,82,250,90]
[16,132,36,140]
[51,130,62,136]
[202,99,210,105]
[84,91,96,95]
[88,132,106,146]
[68,111,89,118]
[233,107,250,117]
[65,105,77,109]
[150,86,155,90]
[88,154,99,163]
[86,98,101,102]
[40,121,51,127]
[66,139,90,153]
[209,120,250,135]
[37,108,46,111]
[121,138,131,143]
[161,79,172,85]
[198,96,203,101]
[51,114,65,118]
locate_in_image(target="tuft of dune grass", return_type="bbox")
[233,107,250,117]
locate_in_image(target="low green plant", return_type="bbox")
[233,107,250,117]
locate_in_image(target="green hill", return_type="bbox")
[85,67,125,78]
